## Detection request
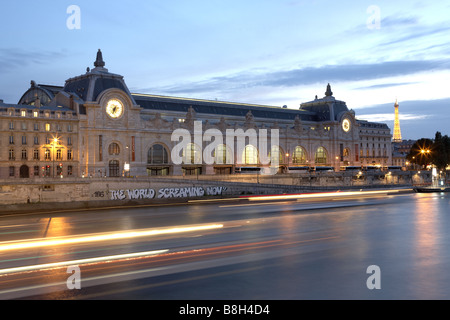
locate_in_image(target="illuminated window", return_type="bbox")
[269,145,283,164]
[45,148,51,160]
[33,111,38,118]
[56,149,62,160]
[293,146,307,164]
[213,144,231,164]
[45,123,50,131]
[182,143,201,164]
[315,147,328,164]
[242,145,258,165]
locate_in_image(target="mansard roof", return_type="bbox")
[132,93,319,122]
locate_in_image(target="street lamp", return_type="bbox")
[51,137,59,178]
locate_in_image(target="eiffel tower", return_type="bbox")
[392,99,402,142]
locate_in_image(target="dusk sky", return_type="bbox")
[1,1,449,140]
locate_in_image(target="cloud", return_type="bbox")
[355,82,419,90]
[0,48,66,73]
[147,59,450,95]
[356,113,430,122]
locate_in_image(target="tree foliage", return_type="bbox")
[406,132,450,170]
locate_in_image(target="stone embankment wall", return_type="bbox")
[0,171,428,212]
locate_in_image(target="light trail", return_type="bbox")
[0,223,223,252]
[246,189,410,201]
[0,249,169,275]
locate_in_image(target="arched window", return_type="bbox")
[269,145,283,164]
[108,143,120,155]
[182,143,202,164]
[315,147,328,164]
[243,145,258,164]
[148,144,169,164]
[293,146,307,164]
[109,160,120,177]
[213,144,232,164]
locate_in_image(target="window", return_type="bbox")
[182,143,201,164]
[34,123,39,131]
[56,149,62,160]
[269,145,283,164]
[33,111,38,118]
[45,148,51,160]
[34,166,39,177]
[45,123,50,132]
[9,122,14,130]
[9,135,14,145]
[242,145,258,165]
[21,122,27,130]
[109,160,120,177]
[108,143,120,155]
[67,124,72,132]
[33,149,40,160]
[67,165,73,176]
[67,136,72,146]
[34,136,39,145]
[213,144,231,164]
[22,136,27,145]
[9,166,15,177]
[293,146,307,164]
[67,149,72,160]
[57,164,63,176]
[148,144,169,164]
[21,149,27,160]
[9,149,15,160]
[314,147,328,164]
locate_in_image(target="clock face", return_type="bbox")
[106,99,124,119]
[342,118,351,132]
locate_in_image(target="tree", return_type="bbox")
[432,132,450,171]
[406,138,434,168]
[406,132,450,171]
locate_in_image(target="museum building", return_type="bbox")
[0,50,392,179]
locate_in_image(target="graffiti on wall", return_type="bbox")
[94,186,228,200]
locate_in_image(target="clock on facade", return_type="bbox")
[106,99,124,119]
[342,118,351,132]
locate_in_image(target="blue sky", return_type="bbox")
[1,1,450,139]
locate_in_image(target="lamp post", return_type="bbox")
[51,137,58,178]
[285,153,289,173]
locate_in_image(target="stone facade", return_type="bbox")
[0,50,392,179]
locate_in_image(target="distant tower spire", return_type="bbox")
[393,99,402,142]
[325,83,333,97]
[94,49,105,68]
